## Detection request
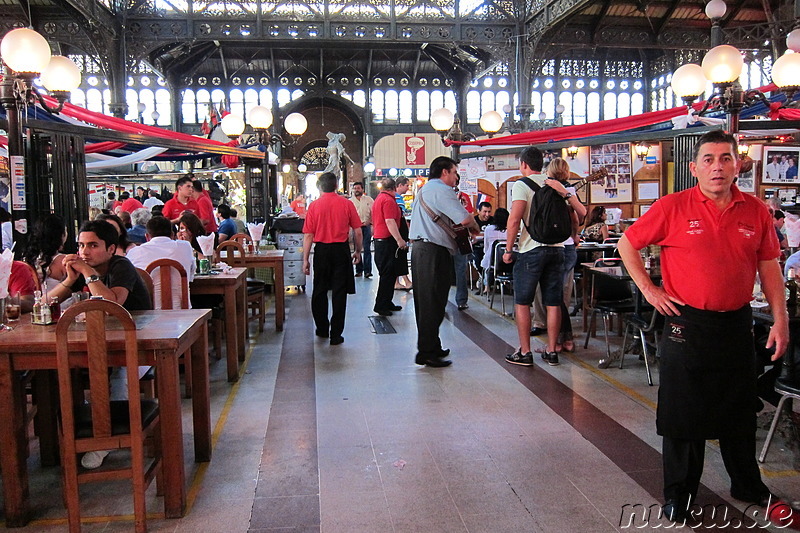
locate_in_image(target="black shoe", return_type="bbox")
[389,304,402,311]
[541,351,560,366]
[457,304,469,310]
[330,335,344,346]
[315,329,329,338]
[731,491,778,507]
[529,327,546,336]
[662,499,688,523]
[505,349,533,366]
[438,348,451,357]
[354,272,362,277]
[415,353,452,367]
[374,309,393,316]
[364,273,373,279]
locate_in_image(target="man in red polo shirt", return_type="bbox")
[618,130,788,523]
[118,191,143,214]
[192,180,218,234]
[162,176,200,223]
[302,172,363,346]
[372,177,408,316]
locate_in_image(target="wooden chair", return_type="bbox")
[145,259,194,397]
[134,268,155,308]
[216,240,266,333]
[55,299,162,533]
[134,268,157,398]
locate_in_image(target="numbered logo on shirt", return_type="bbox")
[686,219,703,235]
[668,322,685,343]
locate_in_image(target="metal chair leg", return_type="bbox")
[602,313,612,360]
[639,327,654,386]
[759,393,793,462]
[619,321,632,369]
[584,309,597,349]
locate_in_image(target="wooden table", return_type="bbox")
[240,249,285,331]
[0,309,211,526]
[191,267,247,382]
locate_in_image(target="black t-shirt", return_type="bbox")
[72,255,153,311]
[475,215,494,231]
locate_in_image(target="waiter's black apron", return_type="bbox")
[657,304,757,440]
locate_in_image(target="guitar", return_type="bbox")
[451,224,474,255]
[567,167,610,192]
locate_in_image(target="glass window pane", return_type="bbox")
[125,88,140,121]
[259,89,273,106]
[102,89,111,115]
[631,93,644,115]
[229,89,244,116]
[573,92,587,125]
[399,90,412,123]
[496,91,510,114]
[617,93,630,118]
[416,90,430,122]
[541,91,554,119]
[353,90,366,108]
[182,88,196,124]
[466,90,480,123]
[444,91,456,111]
[371,89,384,123]
[277,89,291,107]
[291,89,304,100]
[587,92,600,123]
[603,92,617,119]
[244,88,259,116]
[71,88,86,108]
[558,92,572,125]
[431,90,444,111]
[385,90,399,121]
[155,88,171,126]
[86,89,103,113]
[480,91,494,118]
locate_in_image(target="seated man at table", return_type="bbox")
[216,204,237,241]
[127,215,196,308]
[47,220,153,312]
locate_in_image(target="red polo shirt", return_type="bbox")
[195,193,218,233]
[624,184,779,311]
[163,194,200,221]
[303,193,361,243]
[119,197,143,214]
[372,190,401,239]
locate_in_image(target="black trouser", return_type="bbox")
[374,239,398,312]
[411,241,453,357]
[662,435,769,504]
[311,242,351,337]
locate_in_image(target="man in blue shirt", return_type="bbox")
[217,204,238,241]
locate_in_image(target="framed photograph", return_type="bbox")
[763,186,799,206]
[761,146,800,184]
[736,167,755,193]
[635,181,660,201]
[638,204,653,216]
[589,143,633,203]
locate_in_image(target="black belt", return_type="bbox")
[374,237,392,242]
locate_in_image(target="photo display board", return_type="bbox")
[589,143,633,203]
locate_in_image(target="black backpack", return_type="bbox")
[520,177,572,245]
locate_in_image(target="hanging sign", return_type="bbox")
[405,136,425,165]
[10,156,25,210]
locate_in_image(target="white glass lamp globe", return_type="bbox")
[388,168,398,177]
[40,56,81,92]
[555,104,565,114]
[363,162,376,173]
[479,111,503,133]
[538,111,547,120]
[702,45,744,84]
[502,104,512,114]
[430,108,455,132]
[247,105,273,130]
[297,163,307,172]
[220,114,245,137]
[137,102,147,114]
[788,29,800,53]
[705,0,727,20]
[0,28,51,75]
[284,112,307,135]
[151,111,161,122]
[403,168,412,177]
[671,63,707,99]
[282,163,291,173]
[772,52,800,89]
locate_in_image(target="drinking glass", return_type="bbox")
[5,292,20,322]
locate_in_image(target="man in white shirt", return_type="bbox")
[143,189,164,210]
[126,215,196,309]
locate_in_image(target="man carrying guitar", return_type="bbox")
[409,156,480,367]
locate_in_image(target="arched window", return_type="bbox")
[573,92,587,125]
[399,90,413,123]
[617,93,630,118]
[259,89,273,107]
[385,90,399,122]
[658,88,665,110]
[155,88,171,126]
[444,91,456,112]
[125,88,140,121]
[466,90,481,123]
[430,90,445,112]
[229,89,244,116]
[541,91,555,119]
[665,87,674,109]
[531,91,541,117]
[196,89,211,121]
[371,89,384,123]
[352,90,366,108]
[277,89,292,107]
[138,88,155,123]
[244,89,259,116]
[631,93,644,115]
[416,90,430,122]
[291,89,304,101]
[481,91,495,117]
[587,92,600,123]
[71,88,86,109]
[102,89,112,115]
[603,92,617,119]
[182,89,196,124]
[496,91,510,114]
[558,92,572,125]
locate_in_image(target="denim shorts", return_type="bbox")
[512,246,565,306]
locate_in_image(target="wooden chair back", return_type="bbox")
[230,233,252,245]
[55,299,161,533]
[135,268,155,308]
[15,261,41,293]
[145,258,189,310]
[216,239,246,267]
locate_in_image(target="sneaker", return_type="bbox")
[354,272,362,277]
[457,304,469,310]
[505,349,533,366]
[541,351,560,366]
[81,450,110,469]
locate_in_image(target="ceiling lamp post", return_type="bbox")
[0,27,81,248]
[669,1,798,134]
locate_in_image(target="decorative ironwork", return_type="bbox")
[299,146,330,171]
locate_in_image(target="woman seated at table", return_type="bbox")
[96,213,137,255]
[480,208,509,293]
[22,214,68,289]
[581,206,609,243]
[177,212,208,255]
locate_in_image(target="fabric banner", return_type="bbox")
[85,147,168,169]
[405,136,425,165]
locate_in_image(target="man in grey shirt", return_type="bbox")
[408,156,479,367]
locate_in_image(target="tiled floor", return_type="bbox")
[5,273,800,532]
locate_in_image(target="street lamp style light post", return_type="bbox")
[0,27,81,247]
[670,2,800,133]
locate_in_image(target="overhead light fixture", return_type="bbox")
[737,143,750,157]
[634,142,650,161]
[566,146,579,160]
[222,106,308,147]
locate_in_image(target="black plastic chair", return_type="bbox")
[583,258,636,360]
[620,307,663,386]
[758,341,800,462]
[488,242,514,316]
